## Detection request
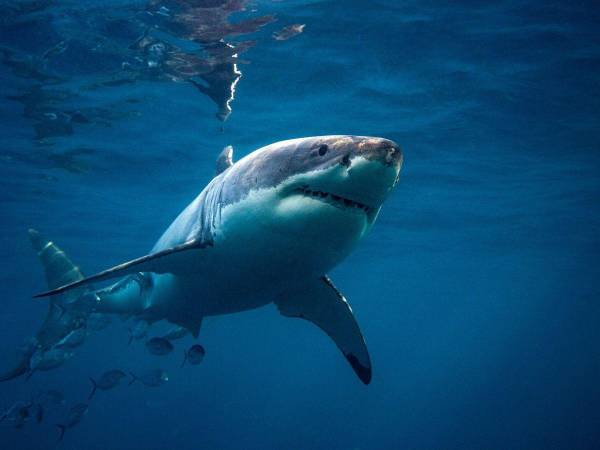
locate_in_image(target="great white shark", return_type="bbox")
[2,135,403,385]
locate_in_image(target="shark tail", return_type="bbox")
[28,228,85,293]
[1,229,151,383]
[0,229,88,383]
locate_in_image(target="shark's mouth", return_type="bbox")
[295,186,373,215]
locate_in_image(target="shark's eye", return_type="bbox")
[318,144,328,156]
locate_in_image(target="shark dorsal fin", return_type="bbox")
[215,145,234,175]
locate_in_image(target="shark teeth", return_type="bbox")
[296,186,372,214]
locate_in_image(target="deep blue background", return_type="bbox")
[1,1,599,448]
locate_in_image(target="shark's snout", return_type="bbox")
[355,137,403,171]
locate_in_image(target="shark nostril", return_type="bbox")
[341,153,351,168]
[385,147,400,165]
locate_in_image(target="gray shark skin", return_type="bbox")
[24,136,403,385]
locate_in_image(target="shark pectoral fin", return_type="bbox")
[275,275,372,385]
[33,239,211,299]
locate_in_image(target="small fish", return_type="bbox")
[181,344,205,367]
[36,389,64,406]
[41,40,69,60]
[14,404,30,429]
[55,327,87,349]
[87,313,111,331]
[88,369,128,400]
[1,401,32,426]
[56,403,88,441]
[273,24,306,41]
[28,348,73,377]
[129,369,169,387]
[161,325,189,341]
[128,319,149,344]
[145,337,174,356]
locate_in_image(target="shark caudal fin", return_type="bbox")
[28,229,85,294]
[0,229,90,383]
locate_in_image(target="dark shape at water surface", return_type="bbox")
[7,86,72,120]
[2,0,278,143]
[33,113,74,139]
[138,0,275,121]
[188,52,241,121]
[146,336,175,355]
[0,46,62,83]
[2,0,52,18]
[5,86,96,141]
[0,147,96,174]
[47,148,96,173]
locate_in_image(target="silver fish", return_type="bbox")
[88,369,127,400]
[55,327,87,349]
[28,348,73,376]
[145,337,174,356]
[181,344,205,367]
[128,369,169,387]
[161,325,189,341]
[1,401,32,428]
[36,389,64,406]
[128,319,149,344]
[57,403,88,440]
[87,313,111,331]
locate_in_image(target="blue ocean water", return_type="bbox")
[1,0,599,448]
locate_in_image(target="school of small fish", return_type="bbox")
[2,317,206,441]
